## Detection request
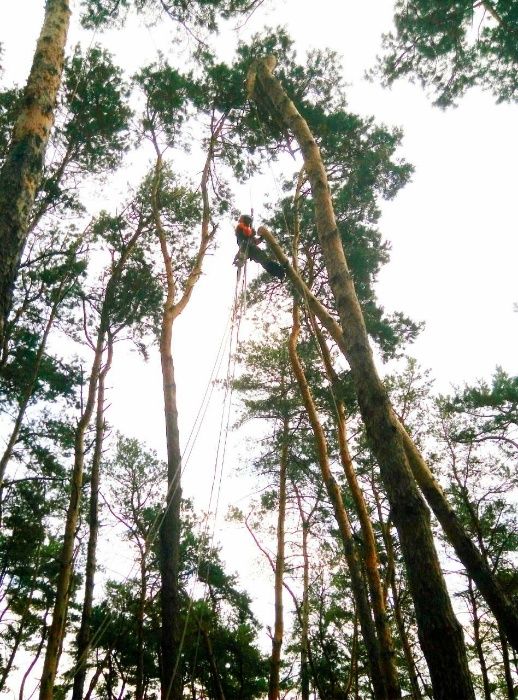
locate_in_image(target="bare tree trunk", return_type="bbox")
[19,606,49,700]
[151,124,217,700]
[377,498,422,700]
[288,301,389,700]
[249,58,474,699]
[0,0,70,341]
[72,334,114,700]
[313,319,399,698]
[467,578,492,700]
[498,623,516,700]
[268,416,289,700]
[136,556,147,700]
[39,230,141,700]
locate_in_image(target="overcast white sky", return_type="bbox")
[1,0,517,678]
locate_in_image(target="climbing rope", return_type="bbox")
[69,252,248,692]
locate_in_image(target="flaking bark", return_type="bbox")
[0,0,71,343]
[251,57,475,699]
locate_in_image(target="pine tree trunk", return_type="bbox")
[268,416,288,700]
[154,152,184,700]
[136,557,147,700]
[72,334,113,700]
[288,301,389,700]
[314,320,400,698]
[39,324,106,700]
[250,58,475,700]
[300,507,310,700]
[498,623,516,700]
[264,216,518,655]
[0,585,35,692]
[375,493,423,700]
[467,578,492,700]
[39,231,141,699]
[19,607,49,700]
[0,0,70,342]
[150,129,215,700]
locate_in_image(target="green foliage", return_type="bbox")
[375,0,518,106]
[81,0,267,31]
[134,61,192,145]
[61,45,132,172]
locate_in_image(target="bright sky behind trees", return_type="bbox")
[1,0,517,671]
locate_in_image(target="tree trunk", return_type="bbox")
[498,623,516,700]
[200,625,226,700]
[0,0,71,341]
[39,230,141,699]
[19,607,49,700]
[264,217,518,655]
[72,334,114,700]
[39,330,105,700]
[313,318,400,699]
[136,556,147,700]
[250,58,475,700]
[268,416,288,700]
[467,578,492,700]
[0,585,35,692]
[375,492,422,700]
[288,301,389,700]
[151,125,216,700]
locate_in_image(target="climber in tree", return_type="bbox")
[234,214,285,279]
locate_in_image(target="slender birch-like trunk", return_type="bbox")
[268,416,289,700]
[250,58,475,699]
[0,0,71,341]
[71,334,114,700]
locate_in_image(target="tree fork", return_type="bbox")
[0,0,71,344]
[250,57,475,699]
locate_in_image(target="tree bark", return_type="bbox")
[498,623,516,700]
[288,301,389,700]
[313,319,400,699]
[151,124,217,700]
[467,578,492,700]
[268,416,288,700]
[374,488,423,700]
[250,58,475,700]
[71,333,114,700]
[39,231,141,700]
[0,0,71,342]
[262,218,518,655]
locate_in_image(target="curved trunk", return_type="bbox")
[0,0,70,340]
[71,334,113,700]
[268,416,288,700]
[39,324,105,700]
[313,319,399,698]
[288,301,389,700]
[39,230,141,700]
[250,59,474,700]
